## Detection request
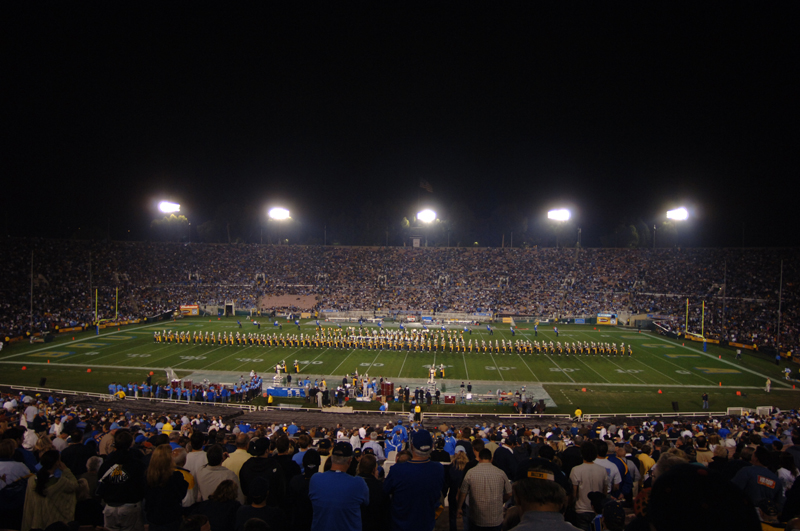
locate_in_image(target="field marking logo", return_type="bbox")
[29,351,74,358]
[103,336,135,341]
[642,344,674,349]
[695,367,741,374]
[73,343,108,348]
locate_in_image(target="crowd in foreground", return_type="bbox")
[2,239,798,357]
[3,390,800,531]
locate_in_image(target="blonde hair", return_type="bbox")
[452,451,469,471]
[34,433,54,454]
[146,444,175,487]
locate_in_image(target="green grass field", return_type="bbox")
[1,317,797,415]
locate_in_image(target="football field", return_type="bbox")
[1,317,796,414]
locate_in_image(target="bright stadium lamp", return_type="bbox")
[268,207,291,220]
[417,209,437,223]
[666,207,688,220]
[159,201,180,213]
[547,209,571,221]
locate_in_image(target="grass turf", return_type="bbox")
[1,317,796,415]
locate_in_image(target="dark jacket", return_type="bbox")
[144,471,189,528]
[96,449,147,504]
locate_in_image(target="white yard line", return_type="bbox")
[489,353,505,381]
[649,334,792,387]
[515,353,540,382]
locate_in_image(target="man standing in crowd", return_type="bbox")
[383,429,445,531]
[457,448,512,531]
[308,441,369,530]
[569,441,608,531]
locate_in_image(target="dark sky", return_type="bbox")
[3,3,797,247]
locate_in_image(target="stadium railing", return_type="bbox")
[582,411,728,420]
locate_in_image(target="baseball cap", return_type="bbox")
[303,449,321,472]
[250,437,270,456]
[411,429,433,452]
[363,447,375,455]
[353,448,362,458]
[317,439,332,450]
[332,441,353,457]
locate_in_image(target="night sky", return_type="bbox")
[4,3,797,247]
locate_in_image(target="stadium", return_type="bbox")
[2,241,797,416]
[5,4,799,531]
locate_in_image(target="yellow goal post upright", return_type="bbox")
[683,298,706,341]
[94,287,121,326]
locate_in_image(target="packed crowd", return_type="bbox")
[3,389,800,531]
[2,239,797,355]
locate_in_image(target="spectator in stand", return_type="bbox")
[97,429,147,531]
[384,429,445,531]
[173,447,199,508]
[196,444,244,503]
[457,447,513,531]
[287,449,320,531]
[308,441,369,531]
[569,441,609,531]
[732,446,784,507]
[223,433,252,478]
[60,429,95,477]
[357,453,390,530]
[506,467,578,530]
[144,444,189,531]
[21,449,78,531]
[234,477,288,531]
[239,437,287,508]
[191,479,241,531]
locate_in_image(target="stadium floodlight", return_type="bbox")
[159,201,180,213]
[268,207,291,220]
[547,209,571,221]
[417,209,437,223]
[666,207,688,220]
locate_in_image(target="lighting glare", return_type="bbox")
[417,209,437,223]
[666,207,688,220]
[268,207,290,220]
[159,201,180,213]
[547,209,571,221]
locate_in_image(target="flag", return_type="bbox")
[419,179,433,193]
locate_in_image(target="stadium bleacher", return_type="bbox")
[1,239,797,356]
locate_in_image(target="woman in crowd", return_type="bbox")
[144,443,189,531]
[21,449,78,531]
[447,448,470,531]
[192,479,241,531]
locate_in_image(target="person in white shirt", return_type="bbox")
[593,440,622,497]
